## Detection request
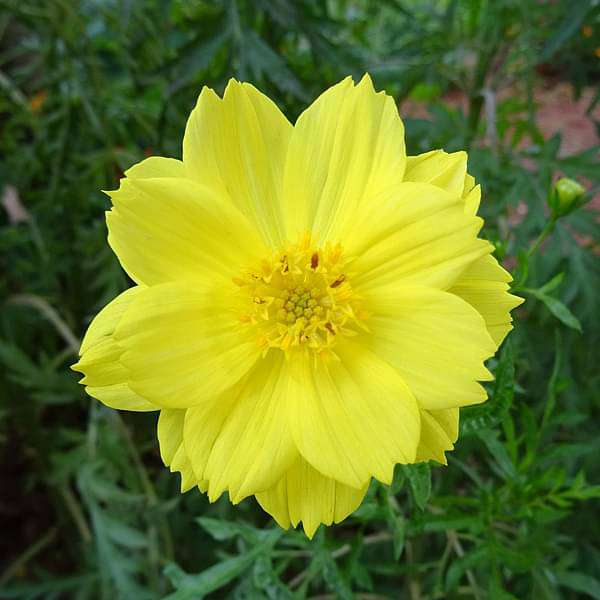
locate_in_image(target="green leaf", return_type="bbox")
[163,530,281,599]
[421,514,482,534]
[461,340,515,434]
[527,289,582,331]
[244,31,308,101]
[390,464,405,494]
[165,553,255,600]
[392,514,406,560]
[541,1,594,60]
[489,580,520,599]
[321,549,353,600]
[102,514,148,549]
[196,517,258,542]
[402,463,431,510]
[555,571,600,599]
[567,485,600,501]
[0,575,99,598]
[252,554,292,598]
[538,272,565,294]
[477,429,516,479]
[539,293,582,331]
[445,546,487,591]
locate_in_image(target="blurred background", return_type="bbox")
[0,1,599,598]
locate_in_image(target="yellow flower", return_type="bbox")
[72,76,523,538]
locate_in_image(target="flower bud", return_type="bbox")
[549,177,586,217]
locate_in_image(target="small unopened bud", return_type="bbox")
[549,178,586,217]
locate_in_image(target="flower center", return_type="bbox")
[234,235,367,355]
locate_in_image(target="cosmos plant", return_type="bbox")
[73,75,522,538]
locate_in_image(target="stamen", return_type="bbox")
[233,236,366,355]
[330,275,346,288]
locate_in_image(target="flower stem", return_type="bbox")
[526,218,557,259]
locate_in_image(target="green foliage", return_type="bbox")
[1,0,599,598]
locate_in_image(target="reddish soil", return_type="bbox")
[401,81,599,155]
[401,81,599,212]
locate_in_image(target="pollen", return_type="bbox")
[234,236,368,355]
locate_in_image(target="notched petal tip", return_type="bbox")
[224,78,243,95]
[303,523,320,540]
[207,487,225,504]
[196,84,220,103]
[357,72,374,88]
[355,72,389,99]
[511,293,525,308]
[313,75,354,102]
[255,457,371,539]
[415,409,458,464]
[180,477,196,494]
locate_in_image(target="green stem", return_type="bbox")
[514,217,559,291]
[59,484,92,543]
[7,294,80,354]
[114,414,175,565]
[287,532,393,589]
[0,528,57,587]
[526,218,557,258]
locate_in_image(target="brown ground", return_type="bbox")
[401,81,599,209]
[402,81,599,155]
[534,83,599,156]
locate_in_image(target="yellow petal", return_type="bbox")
[72,287,157,412]
[449,254,524,347]
[463,172,476,196]
[404,150,467,197]
[157,409,205,493]
[256,457,368,539]
[114,282,259,409]
[404,151,523,345]
[182,80,292,247]
[78,286,143,355]
[405,150,483,216]
[157,408,185,465]
[106,176,265,286]
[430,407,460,441]
[289,340,420,489]
[463,182,481,216]
[363,285,496,410]
[124,156,185,179]
[171,444,202,492]
[347,182,491,291]
[282,75,406,243]
[415,408,459,464]
[184,352,297,503]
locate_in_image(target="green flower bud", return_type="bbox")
[550,177,586,216]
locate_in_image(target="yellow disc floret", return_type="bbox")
[234,235,368,355]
